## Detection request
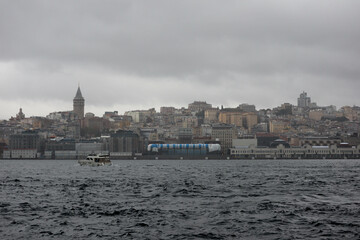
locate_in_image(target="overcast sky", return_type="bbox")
[0,0,359,119]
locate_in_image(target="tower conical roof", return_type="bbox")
[74,86,84,99]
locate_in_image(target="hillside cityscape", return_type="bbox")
[1,87,359,159]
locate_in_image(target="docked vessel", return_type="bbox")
[78,153,111,166]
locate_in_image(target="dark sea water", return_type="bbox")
[1,159,360,240]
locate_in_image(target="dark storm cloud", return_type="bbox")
[0,0,359,118]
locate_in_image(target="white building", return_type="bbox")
[230,144,360,159]
[3,149,38,159]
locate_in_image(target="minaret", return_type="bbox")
[73,86,85,119]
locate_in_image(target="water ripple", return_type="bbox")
[0,159,359,239]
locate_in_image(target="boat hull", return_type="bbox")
[78,159,112,166]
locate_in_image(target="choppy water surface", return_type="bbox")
[1,159,360,239]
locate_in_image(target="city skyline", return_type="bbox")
[1,1,360,119]
[0,85,358,121]
[2,85,359,160]
[1,86,357,121]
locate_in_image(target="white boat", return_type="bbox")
[78,154,111,166]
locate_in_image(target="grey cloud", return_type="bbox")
[0,0,359,118]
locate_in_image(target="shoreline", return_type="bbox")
[2,156,360,160]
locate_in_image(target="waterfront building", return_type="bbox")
[147,143,221,157]
[9,130,40,150]
[256,133,280,147]
[230,144,360,159]
[44,137,109,159]
[0,142,7,158]
[6,130,41,159]
[140,128,159,151]
[299,137,341,147]
[44,138,76,159]
[109,130,140,155]
[75,141,103,157]
[45,138,76,151]
[211,124,237,154]
[232,138,257,148]
[178,128,193,144]
[3,149,38,159]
